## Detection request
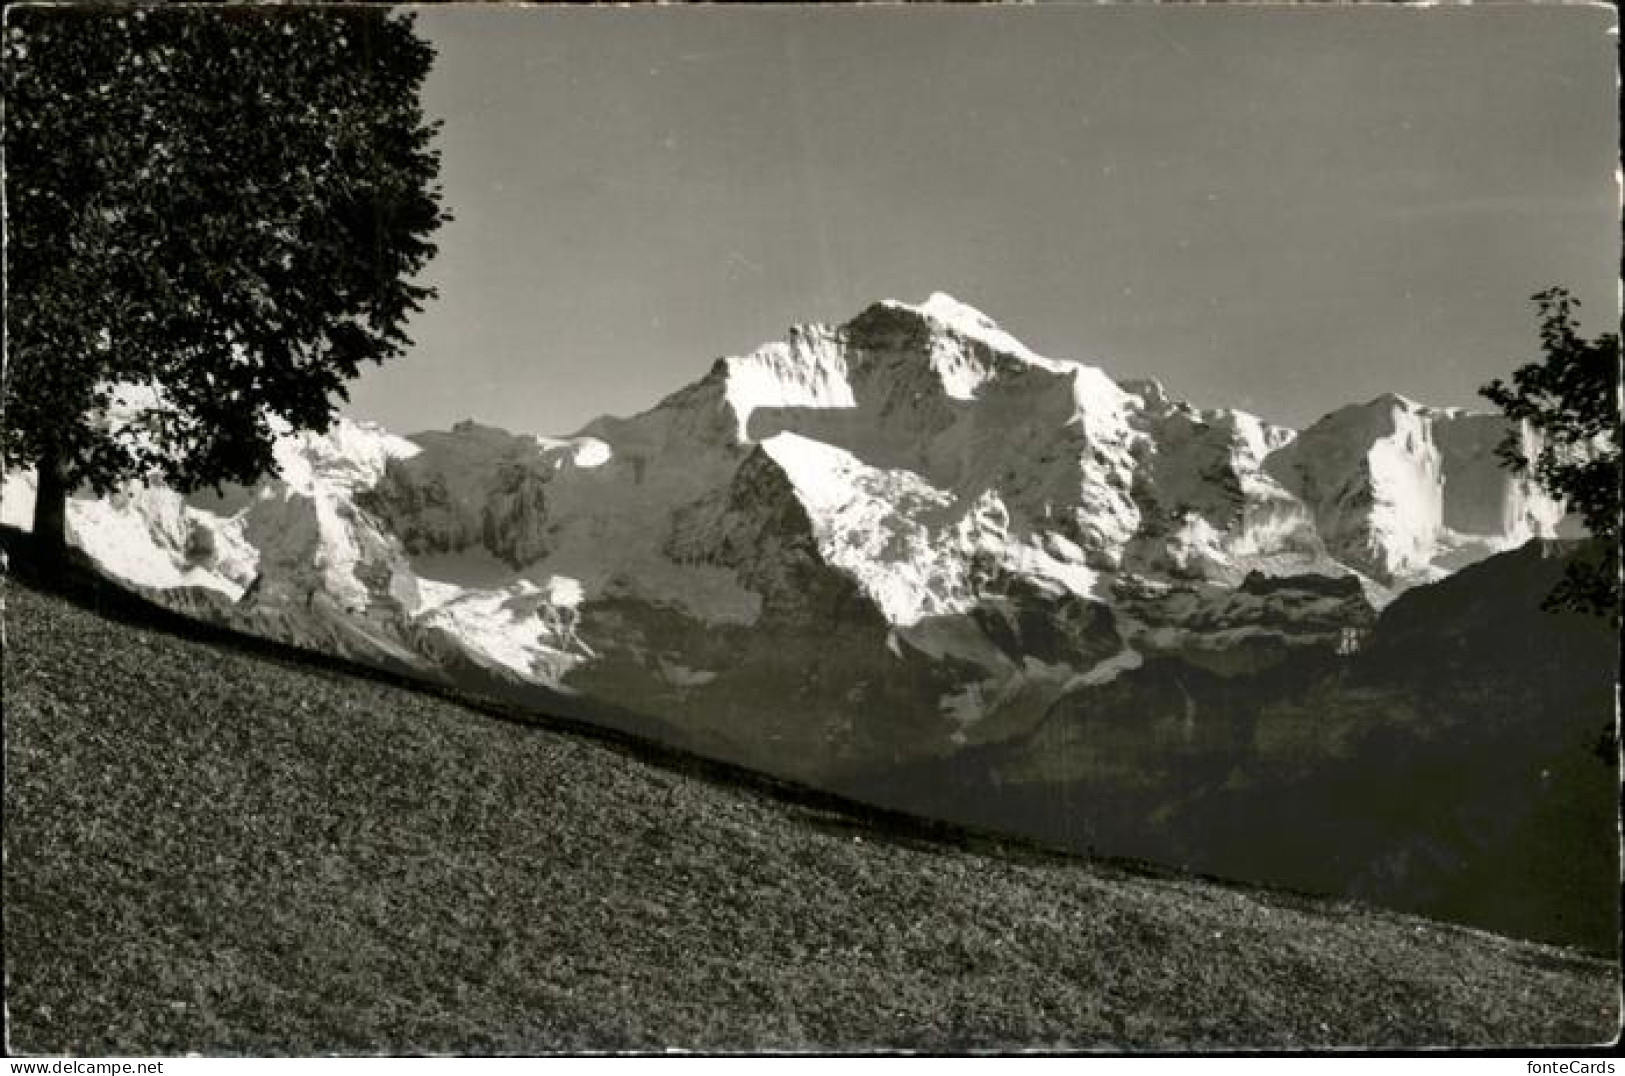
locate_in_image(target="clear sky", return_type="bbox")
[346,3,1620,437]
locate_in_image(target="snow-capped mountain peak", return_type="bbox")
[884,291,1047,366]
[4,293,1569,784]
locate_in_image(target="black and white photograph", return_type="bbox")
[2,0,1620,1057]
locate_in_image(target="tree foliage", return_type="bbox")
[2,6,446,553]
[1481,288,1622,621]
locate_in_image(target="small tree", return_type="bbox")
[1481,288,1622,622]
[2,6,446,569]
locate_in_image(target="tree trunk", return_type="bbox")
[32,450,70,578]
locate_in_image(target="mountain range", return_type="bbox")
[3,293,1612,950]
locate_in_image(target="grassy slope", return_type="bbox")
[4,575,1620,1054]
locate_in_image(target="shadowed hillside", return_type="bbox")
[848,540,1620,955]
[4,562,1619,1052]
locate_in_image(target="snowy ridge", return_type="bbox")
[7,293,1569,782]
[721,324,854,441]
[1266,394,1566,583]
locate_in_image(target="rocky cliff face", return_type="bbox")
[2,293,1569,783]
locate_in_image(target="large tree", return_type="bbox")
[2,5,446,567]
[1481,287,1622,622]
